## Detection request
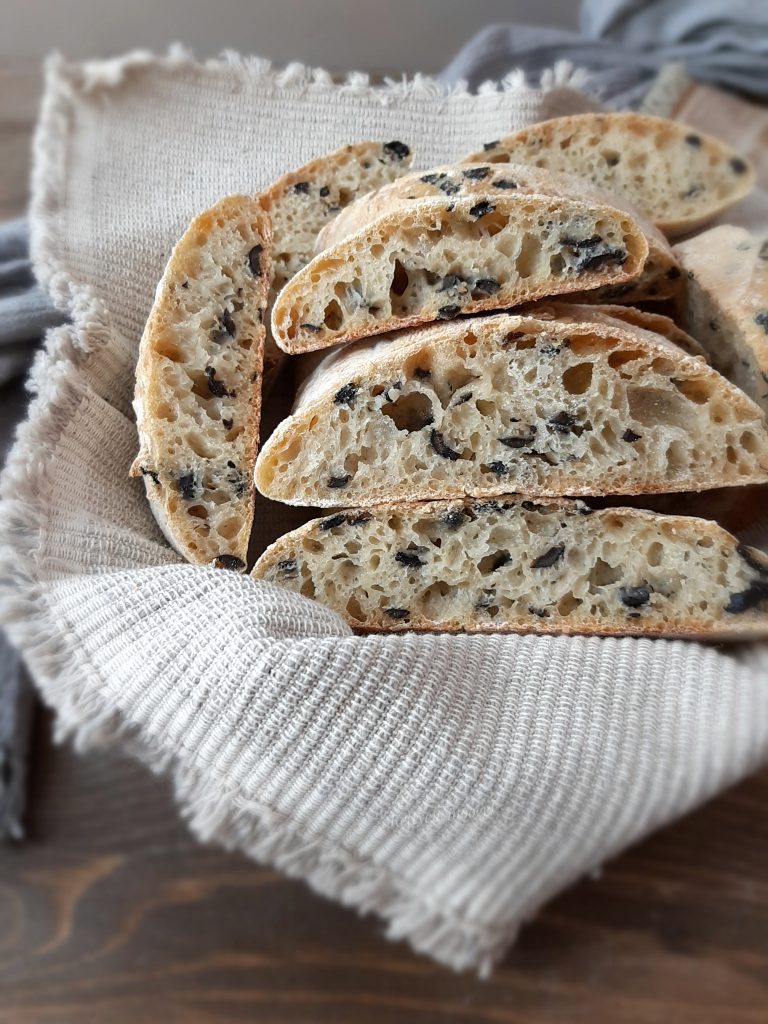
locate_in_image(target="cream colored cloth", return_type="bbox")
[1,49,767,975]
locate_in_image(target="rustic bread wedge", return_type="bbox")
[251,497,768,639]
[131,195,270,569]
[255,311,768,506]
[674,225,768,415]
[258,140,413,380]
[271,194,648,354]
[317,162,681,305]
[461,113,755,235]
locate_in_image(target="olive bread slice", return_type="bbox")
[317,162,681,305]
[255,311,768,506]
[271,195,648,354]
[674,225,768,415]
[251,497,768,639]
[131,195,270,569]
[259,140,413,380]
[461,113,755,236]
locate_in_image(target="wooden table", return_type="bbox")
[1,57,767,1023]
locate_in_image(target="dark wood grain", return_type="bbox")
[0,708,767,1023]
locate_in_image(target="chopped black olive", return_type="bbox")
[453,391,473,406]
[759,241,768,261]
[213,310,236,341]
[737,544,768,576]
[730,157,748,175]
[499,430,537,448]
[347,512,372,526]
[277,558,298,575]
[622,429,641,442]
[292,181,311,194]
[528,606,549,618]
[140,466,160,485]
[181,281,189,289]
[327,475,350,488]
[383,140,410,160]
[177,472,198,501]
[319,185,330,197]
[490,551,511,571]
[438,274,461,292]
[473,278,499,295]
[222,418,233,430]
[605,155,620,166]
[385,607,410,620]
[247,244,263,276]
[548,411,577,433]
[531,544,565,569]
[463,166,490,180]
[437,304,461,319]
[205,366,234,398]
[577,248,627,272]
[395,550,425,568]
[214,555,245,571]
[754,311,768,333]
[685,134,701,147]
[420,173,442,185]
[430,429,460,460]
[683,183,703,198]
[469,200,495,219]
[486,461,508,476]
[521,500,544,512]
[442,509,466,530]
[438,179,461,196]
[724,581,768,614]
[483,140,500,151]
[300,322,322,332]
[540,343,560,356]
[320,514,346,531]
[492,178,517,190]
[561,234,601,250]
[334,382,358,406]
[619,585,650,608]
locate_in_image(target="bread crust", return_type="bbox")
[251,496,768,639]
[461,113,756,235]
[131,195,271,568]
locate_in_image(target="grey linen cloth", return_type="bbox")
[440,0,768,108]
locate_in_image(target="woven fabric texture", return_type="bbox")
[0,49,767,974]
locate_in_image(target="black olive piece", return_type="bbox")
[724,581,768,614]
[214,310,236,341]
[420,173,443,185]
[685,134,701,147]
[619,585,650,608]
[301,323,322,332]
[492,179,517,190]
[222,418,233,430]
[754,311,768,333]
[177,473,198,501]
[540,344,560,356]
[292,181,311,194]
[605,155,620,166]
[737,544,768,576]
[576,249,627,272]
[383,140,410,160]
[442,509,466,530]
[622,429,641,442]
[499,431,536,448]
[469,200,495,219]
[277,558,297,574]
[521,500,544,512]
[486,461,508,476]
[759,241,768,261]
[490,552,511,571]
[437,305,461,320]
[531,544,565,569]
[430,429,460,460]
[473,278,499,295]
[463,167,491,180]
[438,274,461,292]
[483,140,500,151]
[438,180,461,196]
[385,607,410,620]
[528,606,549,618]
[205,366,234,398]
[548,411,577,433]
[319,185,330,197]
[395,551,425,568]
[247,244,263,276]
[334,382,358,405]
[347,513,372,526]
[453,391,473,406]
[730,157,748,174]
[140,466,160,485]
[327,475,350,488]
[320,514,346,531]
[214,555,245,571]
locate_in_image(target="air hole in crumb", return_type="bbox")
[381,391,434,432]
[187,505,208,520]
[562,362,593,395]
[608,349,645,369]
[673,378,711,405]
[588,558,622,588]
[390,260,409,297]
[323,299,344,331]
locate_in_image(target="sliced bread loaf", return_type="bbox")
[674,225,768,415]
[255,311,768,506]
[251,497,768,639]
[131,195,270,569]
[316,162,681,305]
[461,113,755,235]
[271,194,648,354]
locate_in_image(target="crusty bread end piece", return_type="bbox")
[131,195,270,569]
[461,113,755,235]
[252,497,768,639]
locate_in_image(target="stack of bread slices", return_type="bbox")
[132,114,768,640]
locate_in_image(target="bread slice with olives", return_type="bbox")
[254,310,768,506]
[461,113,755,236]
[271,194,648,354]
[317,162,681,306]
[251,497,768,639]
[674,225,768,415]
[131,195,270,569]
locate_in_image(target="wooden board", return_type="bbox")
[1,708,767,1023]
